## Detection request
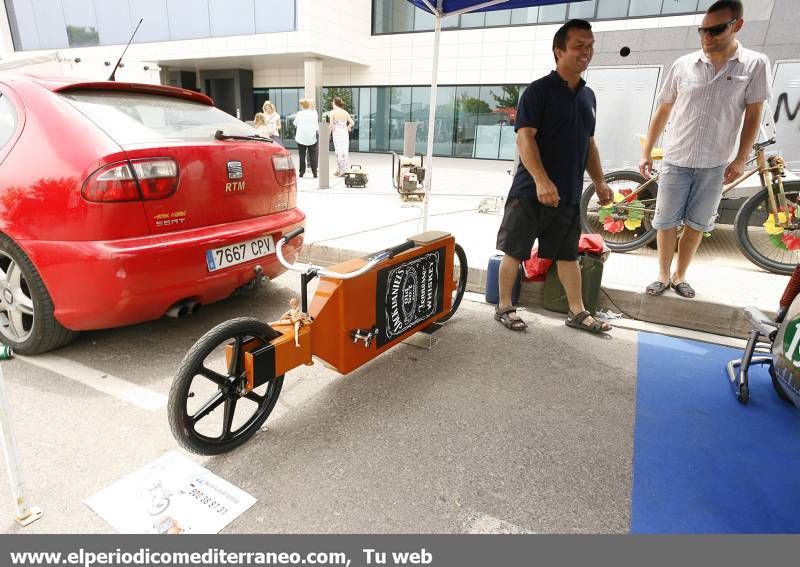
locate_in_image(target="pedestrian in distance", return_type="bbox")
[329,96,354,176]
[293,98,319,178]
[640,0,772,299]
[494,19,614,334]
[255,100,282,145]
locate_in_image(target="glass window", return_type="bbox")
[370,87,391,152]
[538,4,568,23]
[357,87,371,152]
[210,0,255,37]
[569,0,597,19]
[60,90,255,145]
[389,86,411,152]
[31,0,69,49]
[485,9,511,27]
[5,0,43,50]
[0,94,18,150]
[662,0,698,14]
[129,0,170,43]
[96,0,134,45]
[411,86,456,157]
[629,0,663,17]
[511,8,539,25]
[255,0,296,33]
[413,9,434,31]
[460,12,485,28]
[697,0,715,9]
[167,0,211,40]
[454,86,480,157]
[62,0,99,47]
[596,0,629,19]
[442,14,459,29]
[277,88,301,148]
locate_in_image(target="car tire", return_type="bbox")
[0,234,78,354]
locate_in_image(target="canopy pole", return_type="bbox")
[421,13,442,232]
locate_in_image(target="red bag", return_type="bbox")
[521,234,606,282]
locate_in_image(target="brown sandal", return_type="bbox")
[566,310,610,334]
[494,306,528,331]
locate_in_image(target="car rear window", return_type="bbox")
[60,90,256,145]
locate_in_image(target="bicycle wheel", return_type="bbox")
[168,317,284,455]
[734,182,800,275]
[437,243,467,323]
[580,170,658,252]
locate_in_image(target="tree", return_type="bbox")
[489,85,520,109]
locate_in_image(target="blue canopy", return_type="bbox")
[407,0,571,17]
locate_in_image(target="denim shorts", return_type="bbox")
[652,162,726,232]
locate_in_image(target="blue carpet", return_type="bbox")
[631,332,800,533]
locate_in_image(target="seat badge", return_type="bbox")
[227,161,243,179]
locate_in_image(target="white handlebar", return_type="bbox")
[276,236,391,280]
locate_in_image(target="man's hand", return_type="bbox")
[595,181,614,207]
[724,157,745,184]
[536,178,560,207]
[639,154,654,179]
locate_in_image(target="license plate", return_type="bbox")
[206,235,274,272]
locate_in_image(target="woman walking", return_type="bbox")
[329,96,354,176]
[255,101,282,145]
[293,98,319,178]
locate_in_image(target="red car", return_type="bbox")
[0,74,304,354]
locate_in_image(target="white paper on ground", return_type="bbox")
[84,451,256,534]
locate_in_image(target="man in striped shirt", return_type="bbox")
[639,0,772,299]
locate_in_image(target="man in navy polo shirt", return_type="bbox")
[494,19,614,334]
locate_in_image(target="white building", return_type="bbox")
[0,0,797,168]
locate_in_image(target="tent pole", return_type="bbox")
[421,13,442,232]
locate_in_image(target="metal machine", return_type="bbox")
[391,152,426,202]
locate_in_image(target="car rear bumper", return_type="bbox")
[22,209,305,330]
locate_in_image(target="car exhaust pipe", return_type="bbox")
[166,299,200,319]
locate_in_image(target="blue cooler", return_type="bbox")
[485,254,521,305]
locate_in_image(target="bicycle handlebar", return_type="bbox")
[275,229,416,280]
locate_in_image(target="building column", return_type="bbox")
[304,58,323,110]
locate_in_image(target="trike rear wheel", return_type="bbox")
[168,317,284,455]
[580,170,657,252]
[438,243,468,323]
[734,183,800,275]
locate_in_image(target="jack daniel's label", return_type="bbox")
[375,247,445,347]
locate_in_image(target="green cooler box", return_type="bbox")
[542,253,604,315]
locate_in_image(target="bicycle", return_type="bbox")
[727,264,800,407]
[167,228,468,455]
[579,137,800,275]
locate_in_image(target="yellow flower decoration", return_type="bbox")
[764,212,789,235]
[624,218,643,231]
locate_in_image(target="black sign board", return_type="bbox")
[375,246,446,348]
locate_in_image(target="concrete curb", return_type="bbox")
[300,243,769,340]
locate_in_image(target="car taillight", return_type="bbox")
[272,154,296,187]
[82,159,178,202]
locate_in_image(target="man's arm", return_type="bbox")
[517,126,559,207]
[725,101,764,184]
[639,102,674,178]
[586,138,613,206]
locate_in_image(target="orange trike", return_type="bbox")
[168,228,467,455]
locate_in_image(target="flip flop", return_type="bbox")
[671,280,696,298]
[646,280,669,296]
[494,306,527,331]
[566,310,611,334]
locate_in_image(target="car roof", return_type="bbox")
[3,73,213,106]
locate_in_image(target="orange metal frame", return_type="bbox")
[264,230,457,379]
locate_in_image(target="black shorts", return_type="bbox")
[496,197,581,261]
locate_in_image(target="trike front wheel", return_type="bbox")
[734,182,800,275]
[168,317,284,455]
[437,243,468,323]
[580,170,657,252]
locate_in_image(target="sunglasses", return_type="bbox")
[697,18,738,37]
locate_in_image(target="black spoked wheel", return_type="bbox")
[734,183,800,275]
[168,317,284,455]
[437,243,468,323]
[580,170,658,252]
